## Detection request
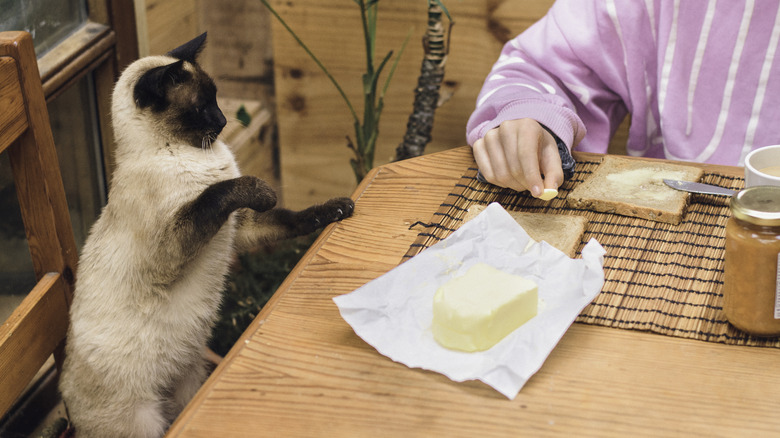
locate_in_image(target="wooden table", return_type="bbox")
[167,147,780,437]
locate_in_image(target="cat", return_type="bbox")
[58,33,354,438]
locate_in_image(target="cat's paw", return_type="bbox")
[319,197,355,224]
[297,197,354,234]
[237,176,276,212]
[324,197,354,219]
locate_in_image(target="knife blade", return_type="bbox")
[663,179,736,196]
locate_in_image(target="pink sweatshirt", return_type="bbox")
[466,0,780,166]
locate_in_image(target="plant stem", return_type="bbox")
[262,0,411,183]
[259,0,358,122]
[394,0,452,161]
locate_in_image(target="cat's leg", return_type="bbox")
[168,356,209,418]
[233,196,355,251]
[130,399,169,438]
[66,395,166,438]
[149,175,277,286]
[173,175,277,249]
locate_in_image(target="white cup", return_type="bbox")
[745,145,780,187]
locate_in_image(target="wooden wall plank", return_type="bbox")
[270,0,556,209]
[144,0,199,55]
[141,0,625,209]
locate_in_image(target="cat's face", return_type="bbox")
[132,33,226,149]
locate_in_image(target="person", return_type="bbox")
[466,0,780,196]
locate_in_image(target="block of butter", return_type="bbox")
[432,263,539,352]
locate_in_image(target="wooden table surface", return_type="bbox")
[167,146,780,437]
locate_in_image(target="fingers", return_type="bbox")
[539,134,564,189]
[474,132,521,193]
[472,137,492,179]
[472,138,495,182]
[473,118,565,197]
[513,122,545,197]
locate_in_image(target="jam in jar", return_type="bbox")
[723,186,780,336]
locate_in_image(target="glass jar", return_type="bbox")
[723,186,780,336]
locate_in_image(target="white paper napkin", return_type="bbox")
[333,202,606,399]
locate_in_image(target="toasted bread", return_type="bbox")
[463,205,588,257]
[566,156,704,225]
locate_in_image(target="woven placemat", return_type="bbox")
[403,158,780,348]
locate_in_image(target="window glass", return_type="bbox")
[48,73,107,243]
[0,74,104,321]
[0,0,87,55]
[0,154,34,320]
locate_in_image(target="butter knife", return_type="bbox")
[663,179,736,196]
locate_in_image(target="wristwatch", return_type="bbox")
[476,124,576,183]
[544,125,576,181]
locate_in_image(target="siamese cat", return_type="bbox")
[59,33,354,438]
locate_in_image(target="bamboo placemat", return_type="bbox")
[403,158,780,348]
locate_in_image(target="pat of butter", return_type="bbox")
[432,263,538,352]
[538,188,558,201]
[604,168,690,201]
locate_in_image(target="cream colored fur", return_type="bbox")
[60,55,243,438]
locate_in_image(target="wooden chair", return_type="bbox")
[0,31,79,418]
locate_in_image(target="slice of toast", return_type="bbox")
[566,156,704,225]
[463,205,588,257]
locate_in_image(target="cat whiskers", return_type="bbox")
[201,133,217,153]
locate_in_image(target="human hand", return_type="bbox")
[471,118,564,197]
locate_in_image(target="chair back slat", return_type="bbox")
[0,273,70,415]
[0,31,78,418]
[0,57,28,153]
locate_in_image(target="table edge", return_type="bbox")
[165,166,386,436]
[166,146,745,436]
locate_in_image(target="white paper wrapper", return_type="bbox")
[333,202,606,399]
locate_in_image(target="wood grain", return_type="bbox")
[167,147,779,437]
[0,31,78,417]
[36,21,114,101]
[270,0,558,209]
[219,98,278,194]
[270,0,630,209]
[0,273,69,415]
[0,57,27,154]
[1,32,79,285]
[144,0,200,56]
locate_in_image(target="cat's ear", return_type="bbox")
[133,60,188,110]
[167,32,207,63]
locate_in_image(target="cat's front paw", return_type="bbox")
[297,197,355,234]
[321,197,355,222]
[238,176,276,212]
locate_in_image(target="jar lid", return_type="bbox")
[730,186,780,226]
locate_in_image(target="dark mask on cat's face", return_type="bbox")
[133,33,227,149]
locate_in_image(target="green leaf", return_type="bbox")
[374,50,394,79]
[353,120,366,153]
[349,157,361,178]
[235,104,251,127]
[357,0,375,74]
[381,27,412,98]
[374,97,385,123]
[367,2,378,55]
[362,72,373,95]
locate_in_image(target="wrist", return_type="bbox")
[540,124,575,180]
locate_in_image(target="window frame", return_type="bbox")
[36,0,138,179]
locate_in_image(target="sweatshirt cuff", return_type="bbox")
[540,124,575,181]
[494,100,585,149]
